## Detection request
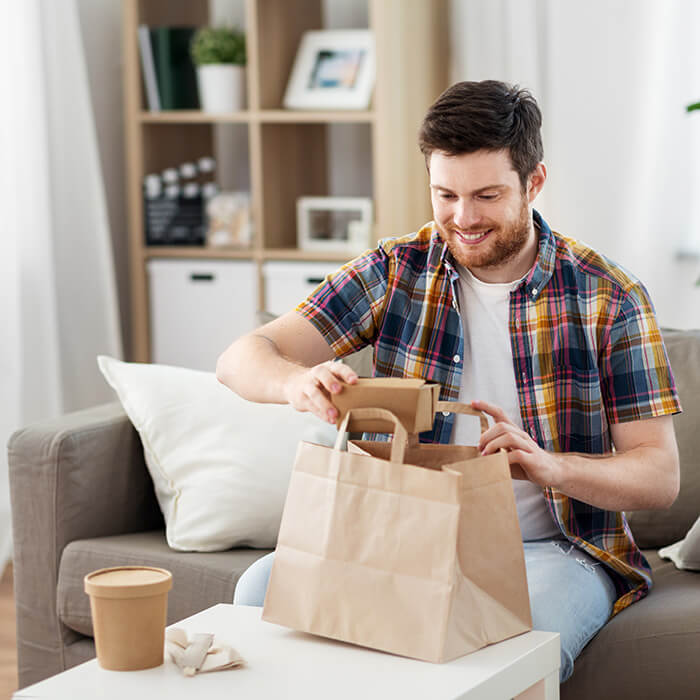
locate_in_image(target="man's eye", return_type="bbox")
[439,193,456,200]
[478,194,498,201]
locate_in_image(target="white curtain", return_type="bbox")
[0,1,123,569]
[450,0,700,329]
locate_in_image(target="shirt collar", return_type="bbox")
[435,228,459,281]
[524,210,556,299]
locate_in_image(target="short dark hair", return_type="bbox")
[418,80,544,189]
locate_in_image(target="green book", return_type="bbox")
[150,27,200,110]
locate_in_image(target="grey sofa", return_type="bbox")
[8,329,700,697]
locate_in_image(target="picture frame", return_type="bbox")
[283,30,375,110]
[297,196,373,253]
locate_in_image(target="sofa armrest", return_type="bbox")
[8,401,163,685]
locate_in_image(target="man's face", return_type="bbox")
[429,149,544,282]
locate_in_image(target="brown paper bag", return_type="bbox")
[262,404,531,663]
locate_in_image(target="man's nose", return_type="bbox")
[452,200,482,230]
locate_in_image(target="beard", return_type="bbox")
[437,196,532,272]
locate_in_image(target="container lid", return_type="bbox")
[353,378,425,388]
[84,566,172,599]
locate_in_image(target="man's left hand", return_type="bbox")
[471,399,562,488]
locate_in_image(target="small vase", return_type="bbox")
[197,65,246,113]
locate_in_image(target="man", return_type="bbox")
[216,80,681,683]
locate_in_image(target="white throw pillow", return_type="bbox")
[658,514,700,571]
[97,355,338,551]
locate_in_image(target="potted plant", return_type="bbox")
[190,26,246,113]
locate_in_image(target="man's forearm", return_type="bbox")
[553,445,679,511]
[474,400,680,513]
[215,333,305,404]
[216,312,356,423]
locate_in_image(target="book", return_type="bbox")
[138,25,160,111]
[149,27,200,110]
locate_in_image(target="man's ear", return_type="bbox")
[527,163,547,203]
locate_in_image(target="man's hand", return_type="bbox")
[471,399,562,488]
[284,360,359,424]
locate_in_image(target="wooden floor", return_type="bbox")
[0,563,17,700]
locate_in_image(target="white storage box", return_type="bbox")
[262,260,344,317]
[147,259,257,371]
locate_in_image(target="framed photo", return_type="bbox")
[283,30,375,110]
[297,197,373,253]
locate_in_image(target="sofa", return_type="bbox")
[8,329,700,697]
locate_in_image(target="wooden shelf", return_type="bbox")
[139,110,252,124]
[142,247,257,260]
[258,110,375,124]
[139,110,375,124]
[262,249,358,262]
[140,247,355,263]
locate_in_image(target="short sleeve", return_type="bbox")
[295,246,390,358]
[600,282,682,424]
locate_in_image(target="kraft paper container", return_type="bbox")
[332,378,440,433]
[84,566,173,671]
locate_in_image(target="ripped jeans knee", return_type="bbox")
[524,538,617,683]
[550,540,601,573]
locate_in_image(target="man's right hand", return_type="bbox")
[284,360,359,424]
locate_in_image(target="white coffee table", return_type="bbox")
[13,604,560,699]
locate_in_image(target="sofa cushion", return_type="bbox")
[563,550,700,700]
[63,637,98,670]
[626,329,700,549]
[97,355,339,551]
[57,530,271,637]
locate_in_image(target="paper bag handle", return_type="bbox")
[335,408,408,463]
[435,401,489,434]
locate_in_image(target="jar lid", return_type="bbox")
[182,182,200,198]
[84,566,172,599]
[197,156,216,173]
[179,162,197,179]
[162,168,179,183]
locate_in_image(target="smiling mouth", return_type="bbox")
[455,229,493,244]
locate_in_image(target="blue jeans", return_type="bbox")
[233,538,617,683]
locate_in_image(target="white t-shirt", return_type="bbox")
[451,264,560,542]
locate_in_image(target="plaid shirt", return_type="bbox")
[296,210,681,615]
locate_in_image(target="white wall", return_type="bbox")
[76,0,130,355]
[449,0,700,330]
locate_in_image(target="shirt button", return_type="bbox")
[453,354,461,363]
[531,287,538,297]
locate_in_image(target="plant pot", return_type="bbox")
[197,64,246,113]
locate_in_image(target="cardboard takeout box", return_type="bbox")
[331,377,440,433]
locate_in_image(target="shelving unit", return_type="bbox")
[123,0,448,363]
